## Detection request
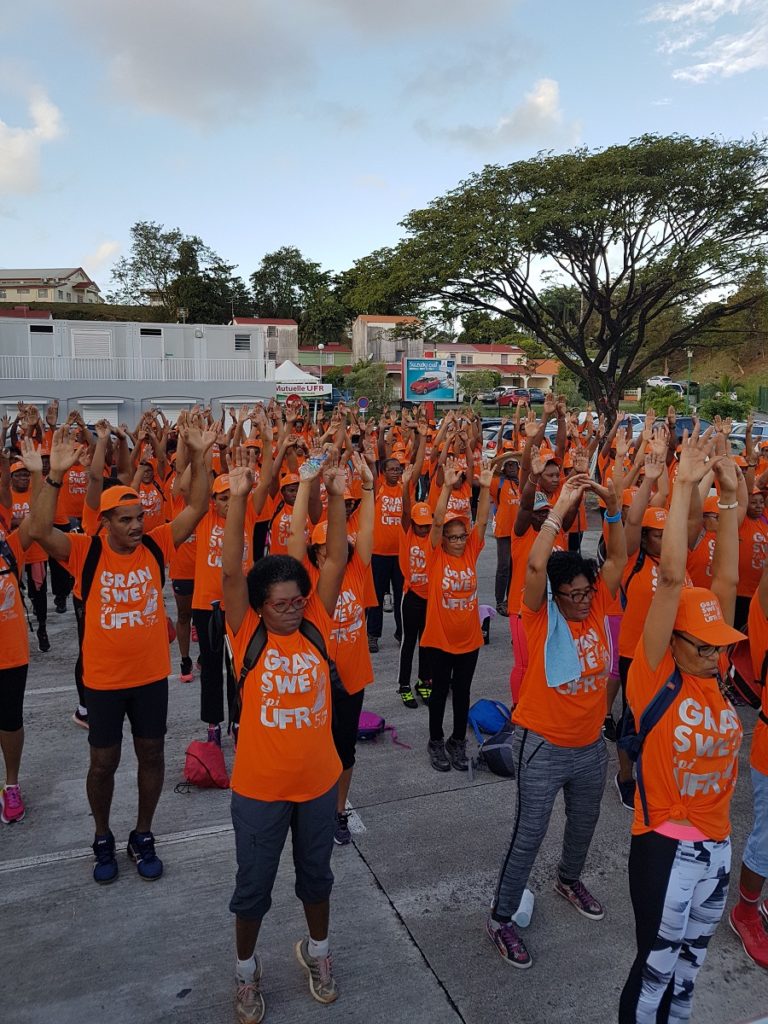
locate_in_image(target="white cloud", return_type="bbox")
[647,0,768,81]
[416,78,580,151]
[85,240,121,276]
[0,86,64,195]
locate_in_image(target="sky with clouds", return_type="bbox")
[0,0,766,291]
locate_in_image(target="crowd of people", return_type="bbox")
[1,394,767,1024]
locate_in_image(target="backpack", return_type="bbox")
[182,739,230,789]
[728,637,768,717]
[618,668,682,826]
[468,699,511,744]
[0,536,20,585]
[356,710,410,747]
[619,548,647,611]
[475,723,516,778]
[80,534,166,602]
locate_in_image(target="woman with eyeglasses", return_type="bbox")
[619,430,745,1024]
[420,457,492,772]
[222,451,349,1019]
[488,471,627,969]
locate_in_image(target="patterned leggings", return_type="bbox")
[619,831,731,1024]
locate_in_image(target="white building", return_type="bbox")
[0,268,101,304]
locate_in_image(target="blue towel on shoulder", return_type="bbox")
[544,579,582,689]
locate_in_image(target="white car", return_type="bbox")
[646,375,673,388]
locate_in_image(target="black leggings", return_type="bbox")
[0,664,28,732]
[367,554,403,639]
[331,687,366,770]
[396,590,431,690]
[25,564,47,626]
[49,522,73,600]
[423,646,480,742]
[74,595,86,706]
[192,608,235,726]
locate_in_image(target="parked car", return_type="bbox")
[528,387,547,404]
[482,423,516,459]
[646,375,674,388]
[497,388,531,408]
[654,416,712,437]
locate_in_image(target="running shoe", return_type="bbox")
[72,708,89,730]
[614,773,636,810]
[760,899,768,927]
[602,715,617,743]
[0,784,25,824]
[208,724,222,747]
[445,736,469,771]
[295,939,338,1004]
[485,916,532,969]
[37,626,51,653]
[54,595,68,614]
[179,656,193,683]
[235,956,265,1023]
[367,636,379,654]
[398,687,418,709]
[496,601,509,617]
[127,829,163,881]
[191,624,199,643]
[415,678,432,704]
[92,831,118,884]
[383,593,393,613]
[730,907,768,969]
[554,878,604,920]
[428,739,451,772]
[333,812,352,846]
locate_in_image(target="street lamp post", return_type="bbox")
[317,344,325,386]
[686,348,693,412]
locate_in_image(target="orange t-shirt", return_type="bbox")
[10,490,47,563]
[509,526,567,616]
[308,552,373,695]
[748,593,768,774]
[428,478,472,521]
[399,528,430,600]
[0,529,28,669]
[57,464,89,520]
[491,477,520,539]
[619,551,693,659]
[138,480,167,533]
[420,528,484,654]
[737,517,768,598]
[513,579,613,746]
[687,531,716,590]
[62,526,176,690]
[165,484,196,580]
[192,505,256,611]
[627,641,742,840]
[265,496,299,557]
[373,480,404,556]
[81,502,101,537]
[227,596,342,802]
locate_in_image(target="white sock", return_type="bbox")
[236,955,257,983]
[78,705,88,716]
[308,937,329,959]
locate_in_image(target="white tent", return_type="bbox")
[274,359,319,384]
[274,359,331,397]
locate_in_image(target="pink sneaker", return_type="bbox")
[1,784,26,824]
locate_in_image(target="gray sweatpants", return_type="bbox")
[492,728,608,920]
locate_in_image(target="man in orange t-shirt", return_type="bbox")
[26,425,211,885]
[9,460,50,652]
[736,489,767,627]
[397,462,434,705]
[490,450,519,616]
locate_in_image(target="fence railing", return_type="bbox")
[0,355,268,382]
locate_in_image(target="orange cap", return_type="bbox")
[243,439,261,449]
[10,461,25,473]
[642,506,668,530]
[100,486,141,512]
[443,510,469,527]
[280,473,300,487]
[212,474,230,495]
[622,487,639,507]
[411,502,434,525]
[673,588,746,646]
[311,522,328,546]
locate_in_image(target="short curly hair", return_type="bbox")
[246,555,311,610]
[546,551,598,593]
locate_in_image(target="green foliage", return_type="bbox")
[698,395,751,420]
[323,365,346,390]
[0,301,161,322]
[350,135,768,416]
[345,360,393,414]
[458,369,501,401]
[554,365,587,408]
[643,386,686,415]
[457,311,527,346]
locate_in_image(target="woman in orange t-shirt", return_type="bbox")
[421,458,491,773]
[396,463,434,707]
[289,451,374,846]
[367,456,406,651]
[736,489,767,627]
[488,472,626,970]
[222,450,349,1009]
[619,430,745,1024]
[9,460,50,652]
[490,449,520,616]
[0,519,29,824]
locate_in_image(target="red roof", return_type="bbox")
[73,281,98,289]
[0,306,53,319]
[233,317,298,326]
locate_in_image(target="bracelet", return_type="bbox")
[604,510,622,523]
[45,476,62,489]
[717,500,738,510]
[540,518,561,534]
[362,486,373,492]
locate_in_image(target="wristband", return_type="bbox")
[362,486,374,492]
[717,500,738,510]
[45,476,62,489]
[604,510,622,523]
[540,518,561,534]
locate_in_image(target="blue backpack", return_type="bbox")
[618,668,682,826]
[468,699,511,744]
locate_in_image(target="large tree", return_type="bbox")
[250,246,327,321]
[349,135,768,415]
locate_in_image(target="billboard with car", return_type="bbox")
[402,358,457,402]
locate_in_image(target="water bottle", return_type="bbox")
[511,888,534,928]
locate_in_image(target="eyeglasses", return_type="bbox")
[264,595,309,614]
[444,532,468,542]
[556,586,595,604]
[673,631,723,658]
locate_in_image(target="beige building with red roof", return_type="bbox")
[0,268,101,304]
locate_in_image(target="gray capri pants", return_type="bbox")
[230,785,338,920]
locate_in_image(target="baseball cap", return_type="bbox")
[673,588,746,646]
[280,473,301,487]
[501,440,516,451]
[622,487,639,507]
[243,439,261,449]
[533,492,551,510]
[10,461,25,473]
[411,502,434,526]
[734,455,748,468]
[311,522,328,546]
[703,496,720,515]
[443,510,469,527]
[100,486,141,513]
[212,474,230,495]
[642,506,668,530]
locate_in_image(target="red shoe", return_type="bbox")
[730,907,768,969]
[191,625,199,643]
[1,784,26,824]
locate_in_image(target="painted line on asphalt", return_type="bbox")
[0,822,233,874]
[26,686,74,696]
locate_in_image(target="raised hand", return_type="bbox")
[590,477,619,516]
[322,450,347,496]
[351,450,374,487]
[651,423,669,460]
[530,445,546,477]
[572,448,589,474]
[19,437,43,474]
[443,457,462,489]
[478,458,493,488]
[401,462,414,488]
[523,409,540,439]
[543,392,556,417]
[228,463,254,497]
[667,405,677,427]
[50,427,85,474]
[45,401,59,428]
[556,472,591,511]
[644,449,666,482]
[713,455,738,496]
[676,424,715,485]
[94,419,111,441]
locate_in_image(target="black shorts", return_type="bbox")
[85,678,168,748]
[331,687,365,771]
[172,579,194,597]
[0,664,28,732]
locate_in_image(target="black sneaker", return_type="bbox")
[428,739,451,772]
[367,636,379,653]
[179,656,193,683]
[72,708,89,730]
[127,830,163,880]
[416,678,432,704]
[602,715,617,743]
[398,687,418,708]
[54,596,67,614]
[37,626,51,653]
[92,831,118,884]
[333,812,352,846]
[614,773,636,810]
[445,736,469,771]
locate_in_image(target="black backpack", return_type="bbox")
[0,536,20,585]
[618,668,682,825]
[80,534,165,603]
